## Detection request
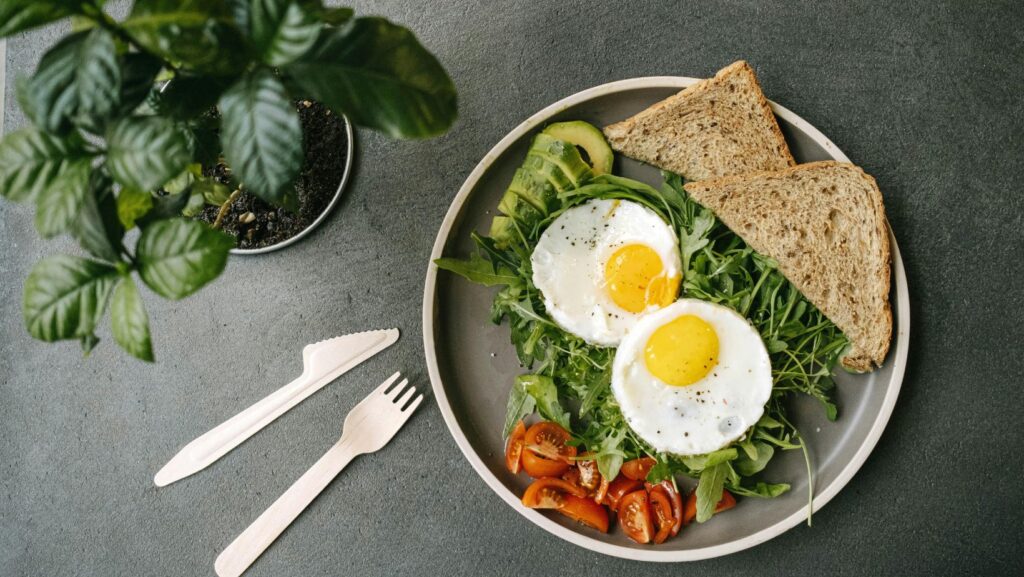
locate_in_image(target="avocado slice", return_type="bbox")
[542,121,614,175]
[489,216,517,249]
[528,133,594,189]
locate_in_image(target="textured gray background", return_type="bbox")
[2,1,1023,576]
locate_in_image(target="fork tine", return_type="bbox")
[373,372,402,396]
[394,386,416,407]
[402,394,424,413]
[385,378,409,400]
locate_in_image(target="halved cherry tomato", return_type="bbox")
[522,422,576,478]
[618,490,655,544]
[600,475,643,511]
[556,494,609,533]
[521,477,588,509]
[561,466,582,487]
[505,420,527,474]
[649,488,674,543]
[575,454,601,491]
[647,480,683,537]
[621,457,656,481]
[683,489,737,525]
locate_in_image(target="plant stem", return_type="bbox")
[213,189,242,229]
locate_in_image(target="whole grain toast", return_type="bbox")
[603,61,795,181]
[684,161,892,371]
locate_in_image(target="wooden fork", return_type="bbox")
[215,372,423,577]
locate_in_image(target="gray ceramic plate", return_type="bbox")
[423,77,910,562]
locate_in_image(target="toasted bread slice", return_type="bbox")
[684,161,892,371]
[603,61,795,181]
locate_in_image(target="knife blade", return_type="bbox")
[154,328,399,487]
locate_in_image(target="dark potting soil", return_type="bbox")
[194,101,349,250]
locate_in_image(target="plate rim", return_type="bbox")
[422,76,910,562]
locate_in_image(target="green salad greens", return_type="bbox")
[436,123,848,524]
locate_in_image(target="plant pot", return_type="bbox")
[192,101,354,255]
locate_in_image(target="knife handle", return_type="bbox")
[215,438,358,577]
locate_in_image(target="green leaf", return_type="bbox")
[316,6,353,25]
[194,178,233,205]
[107,116,191,192]
[73,172,125,263]
[682,447,738,471]
[116,187,154,229]
[136,218,235,299]
[0,128,85,203]
[434,254,519,287]
[156,75,234,120]
[0,0,80,39]
[502,379,536,439]
[22,31,87,133]
[734,441,775,476]
[287,17,457,139]
[218,68,303,204]
[118,53,164,116]
[696,463,728,523]
[110,277,154,362]
[23,255,118,344]
[517,374,570,430]
[75,28,120,123]
[730,482,790,499]
[35,159,91,238]
[249,0,321,66]
[124,0,249,76]
[595,428,627,481]
[679,209,715,273]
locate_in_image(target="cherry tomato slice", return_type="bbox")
[556,495,610,533]
[505,420,527,474]
[601,475,643,511]
[649,488,674,544]
[521,477,588,509]
[522,422,576,478]
[621,457,657,481]
[618,490,655,544]
[683,489,737,525]
[646,480,683,537]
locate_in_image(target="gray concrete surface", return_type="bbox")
[2,1,1023,576]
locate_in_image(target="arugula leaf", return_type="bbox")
[734,441,774,476]
[696,463,728,523]
[594,427,627,481]
[518,374,570,430]
[729,482,790,498]
[682,447,738,471]
[434,254,519,287]
[503,378,535,439]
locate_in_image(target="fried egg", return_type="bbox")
[611,299,773,456]
[531,199,682,346]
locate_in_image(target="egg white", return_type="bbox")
[611,299,773,456]
[530,199,681,347]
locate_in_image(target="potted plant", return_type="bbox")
[0,0,457,361]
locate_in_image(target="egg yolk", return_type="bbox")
[644,315,719,387]
[603,244,680,313]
